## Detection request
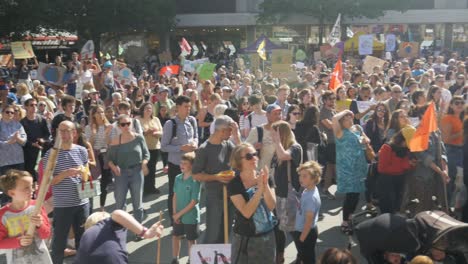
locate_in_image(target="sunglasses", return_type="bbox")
[4,111,14,115]
[242,152,258,161]
[376,109,387,113]
[453,101,464,106]
[119,122,131,127]
[291,112,301,116]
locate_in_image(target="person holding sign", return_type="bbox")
[16,57,38,91]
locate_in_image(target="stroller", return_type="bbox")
[355,210,468,263]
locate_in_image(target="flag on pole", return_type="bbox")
[409,102,438,152]
[329,58,343,90]
[180,38,192,54]
[257,39,267,60]
[346,27,354,38]
[159,65,180,76]
[328,13,341,47]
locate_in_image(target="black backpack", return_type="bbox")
[169,117,196,141]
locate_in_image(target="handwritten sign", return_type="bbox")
[37,62,66,85]
[358,35,374,55]
[190,244,231,264]
[385,34,396,52]
[81,40,95,60]
[11,41,35,59]
[198,62,216,81]
[398,42,419,58]
[356,101,375,113]
[362,56,386,74]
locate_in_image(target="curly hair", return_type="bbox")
[0,170,33,193]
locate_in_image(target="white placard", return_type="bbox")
[385,34,396,52]
[359,34,374,55]
[356,101,375,112]
[190,244,231,264]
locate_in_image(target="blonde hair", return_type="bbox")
[230,143,254,171]
[297,161,322,184]
[272,121,296,150]
[410,255,433,264]
[213,104,228,117]
[16,83,29,97]
[181,152,196,164]
[84,211,110,230]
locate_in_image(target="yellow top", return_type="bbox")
[138,117,163,150]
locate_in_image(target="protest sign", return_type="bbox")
[385,34,396,52]
[190,244,231,264]
[398,42,419,58]
[81,40,95,60]
[118,67,133,83]
[159,51,172,64]
[356,101,376,113]
[37,62,66,85]
[358,34,373,55]
[11,41,35,59]
[183,60,196,73]
[198,63,216,80]
[0,54,12,66]
[272,49,293,78]
[362,56,386,74]
[295,62,306,69]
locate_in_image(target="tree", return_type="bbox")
[0,0,176,52]
[257,0,413,45]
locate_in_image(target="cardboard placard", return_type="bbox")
[190,244,231,264]
[362,56,386,74]
[37,62,66,85]
[11,41,35,59]
[398,42,419,58]
[272,49,292,78]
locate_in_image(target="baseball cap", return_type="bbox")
[222,86,232,91]
[159,87,169,94]
[266,104,281,113]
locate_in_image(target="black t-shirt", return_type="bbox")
[272,143,302,198]
[227,172,275,201]
[74,218,128,264]
[20,116,50,149]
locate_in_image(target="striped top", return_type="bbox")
[44,144,89,208]
[84,125,108,150]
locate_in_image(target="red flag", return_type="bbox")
[179,38,192,53]
[409,102,438,152]
[329,58,343,90]
[159,65,180,76]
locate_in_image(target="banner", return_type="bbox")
[328,13,341,47]
[398,42,419,58]
[190,244,231,264]
[80,40,95,60]
[362,56,386,74]
[358,35,374,55]
[183,58,209,73]
[385,34,396,52]
[198,62,216,80]
[11,41,35,59]
[37,62,66,85]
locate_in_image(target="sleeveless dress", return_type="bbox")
[336,128,368,193]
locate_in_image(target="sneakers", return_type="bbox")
[321,190,336,200]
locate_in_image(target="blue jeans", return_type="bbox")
[446,145,463,204]
[113,165,144,222]
[51,203,89,264]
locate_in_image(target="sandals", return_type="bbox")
[340,222,352,234]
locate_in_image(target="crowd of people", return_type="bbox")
[0,49,466,264]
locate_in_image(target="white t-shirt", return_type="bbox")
[80,70,94,85]
[246,126,276,170]
[240,112,267,130]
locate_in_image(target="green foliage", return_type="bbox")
[0,0,176,40]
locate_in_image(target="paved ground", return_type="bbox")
[1,166,369,264]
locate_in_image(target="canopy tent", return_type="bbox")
[344,32,384,52]
[240,35,281,53]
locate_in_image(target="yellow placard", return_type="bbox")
[11,41,35,59]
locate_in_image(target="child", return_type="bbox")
[293,160,322,264]
[172,152,201,264]
[0,169,51,263]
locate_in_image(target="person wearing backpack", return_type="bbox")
[240,94,267,139]
[228,143,276,264]
[161,96,198,224]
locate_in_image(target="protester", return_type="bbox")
[0,105,27,174]
[108,114,149,224]
[228,143,276,264]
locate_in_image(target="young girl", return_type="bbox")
[293,161,322,264]
[0,170,51,263]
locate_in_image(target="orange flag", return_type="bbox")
[329,58,343,90]
[409,102,438,152]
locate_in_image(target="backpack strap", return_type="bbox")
[256,126,263,143]
[248,113,253,128]
[170,118,177,140]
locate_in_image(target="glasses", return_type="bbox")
[291,112,301,116]
[4,111,14,115]
[119,122,131,127]
[376,109,386,113]
[453,101,464,106]
[242,152,258,161]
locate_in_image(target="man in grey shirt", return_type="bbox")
[161,95,198,224]
[193,116,240,243]
[319,91,337,199]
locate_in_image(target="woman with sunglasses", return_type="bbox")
[271,120,303,263]
[228,143,276,264]
[441,96,465,203]
[107,114,150,224]
[0,105,27,174]
[285,104,301,132]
